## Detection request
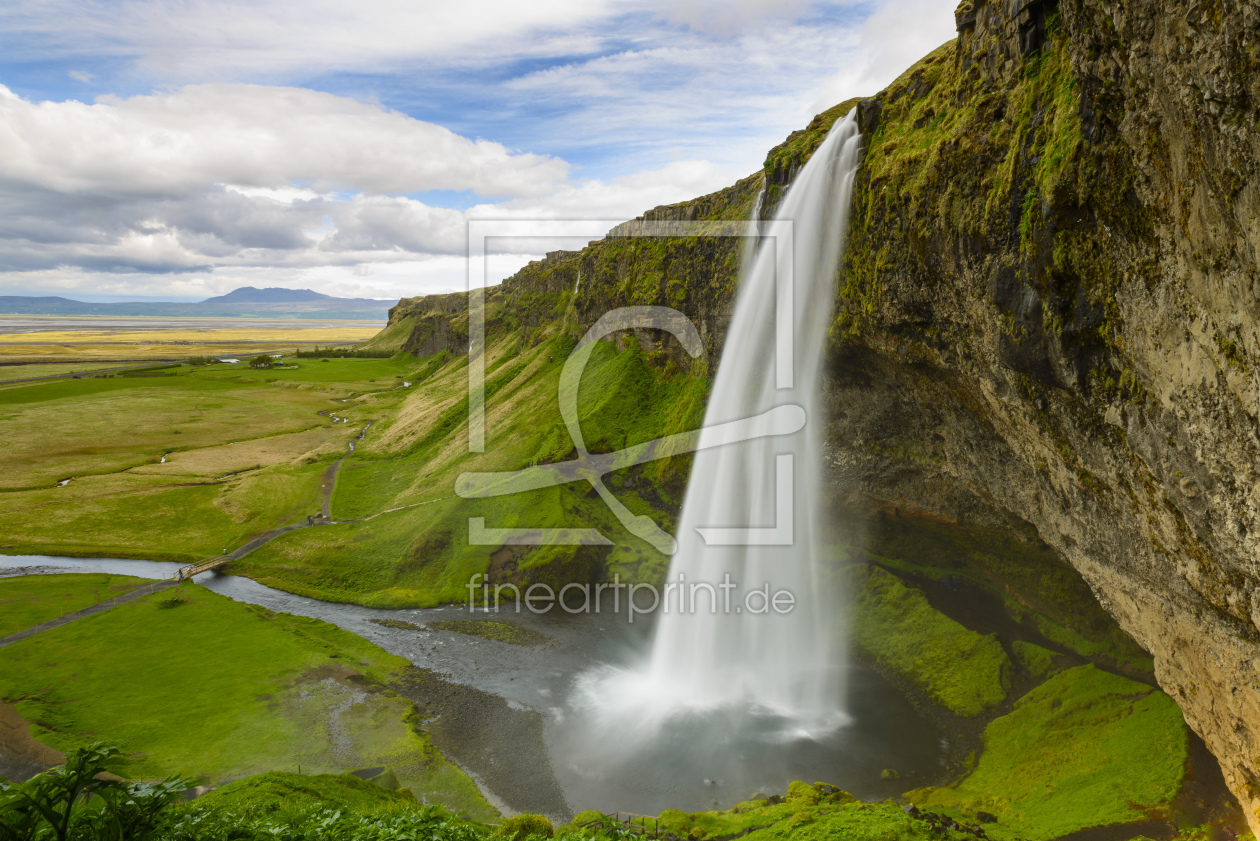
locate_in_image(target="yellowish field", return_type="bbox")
[0,343,328,362]
[0,326,379,345]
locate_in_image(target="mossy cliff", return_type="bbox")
[822,0,1260,830]
[367,171,766,370]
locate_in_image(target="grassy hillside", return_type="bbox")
[236,331,707,606]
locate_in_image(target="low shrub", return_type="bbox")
[497,813,554,840]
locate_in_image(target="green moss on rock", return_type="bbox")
[907,665,1190,840]
[1011,640,1058,678]
[657,809,693,834]
[787,780,822,805]
[847,564,1011,716]
[660,794,978,841]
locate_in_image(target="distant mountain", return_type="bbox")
[202,287,336,304]
[0,287,394,320]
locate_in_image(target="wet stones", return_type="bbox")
[902,804,991,837]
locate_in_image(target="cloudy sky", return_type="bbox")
[0,0,954,302]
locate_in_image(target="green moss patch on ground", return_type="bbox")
[558,784,981,841]
[847,564,1011,716]
[367,617,551,646]
[0,572,146,636]
[855,510,1153,674]
[907,665,1190,840]
[191,770,419,815]
[427,619,551,646]
[0,578,495,822]
[1010,640,1058,679]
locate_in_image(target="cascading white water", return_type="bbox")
[574,111,864,738]
[642,109,862,729]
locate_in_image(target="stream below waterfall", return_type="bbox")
[0,555,944,817]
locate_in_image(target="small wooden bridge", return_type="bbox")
[175,557,230,579]
[175,521,311,581]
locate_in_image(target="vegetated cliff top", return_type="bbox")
[374,93,866,346]
[365,96,865,367]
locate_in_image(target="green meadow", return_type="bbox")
[0,575,494,821]
[192,356,415,387]
[187,770,424,815]
[847,564,1011,717]
[0,361,141,381]
[0,358,414,562]
[0,572,145,635]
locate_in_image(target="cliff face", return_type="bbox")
[835,0,1260,828]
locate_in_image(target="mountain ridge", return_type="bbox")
[0,287,394,319]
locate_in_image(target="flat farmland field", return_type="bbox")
[0,342,348,362]
[0,356,411,561]
[0,326,382,345]
[0,315,384,363]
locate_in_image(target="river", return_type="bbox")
[0,554,944,817]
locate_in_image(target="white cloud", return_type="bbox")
[323,195,467,255]
[811,0,956,110]
[0,0,619,80]
[0,0,961,302]
[653,0,818,36]
[0,96,733,290]
[224,185,323,203]
[498,21,864,178]
[0,84,568,199]
[478,159,733,219]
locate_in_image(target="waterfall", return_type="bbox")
[576,111,863,739]
[644,109,861,729]
[551,112,864,811]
